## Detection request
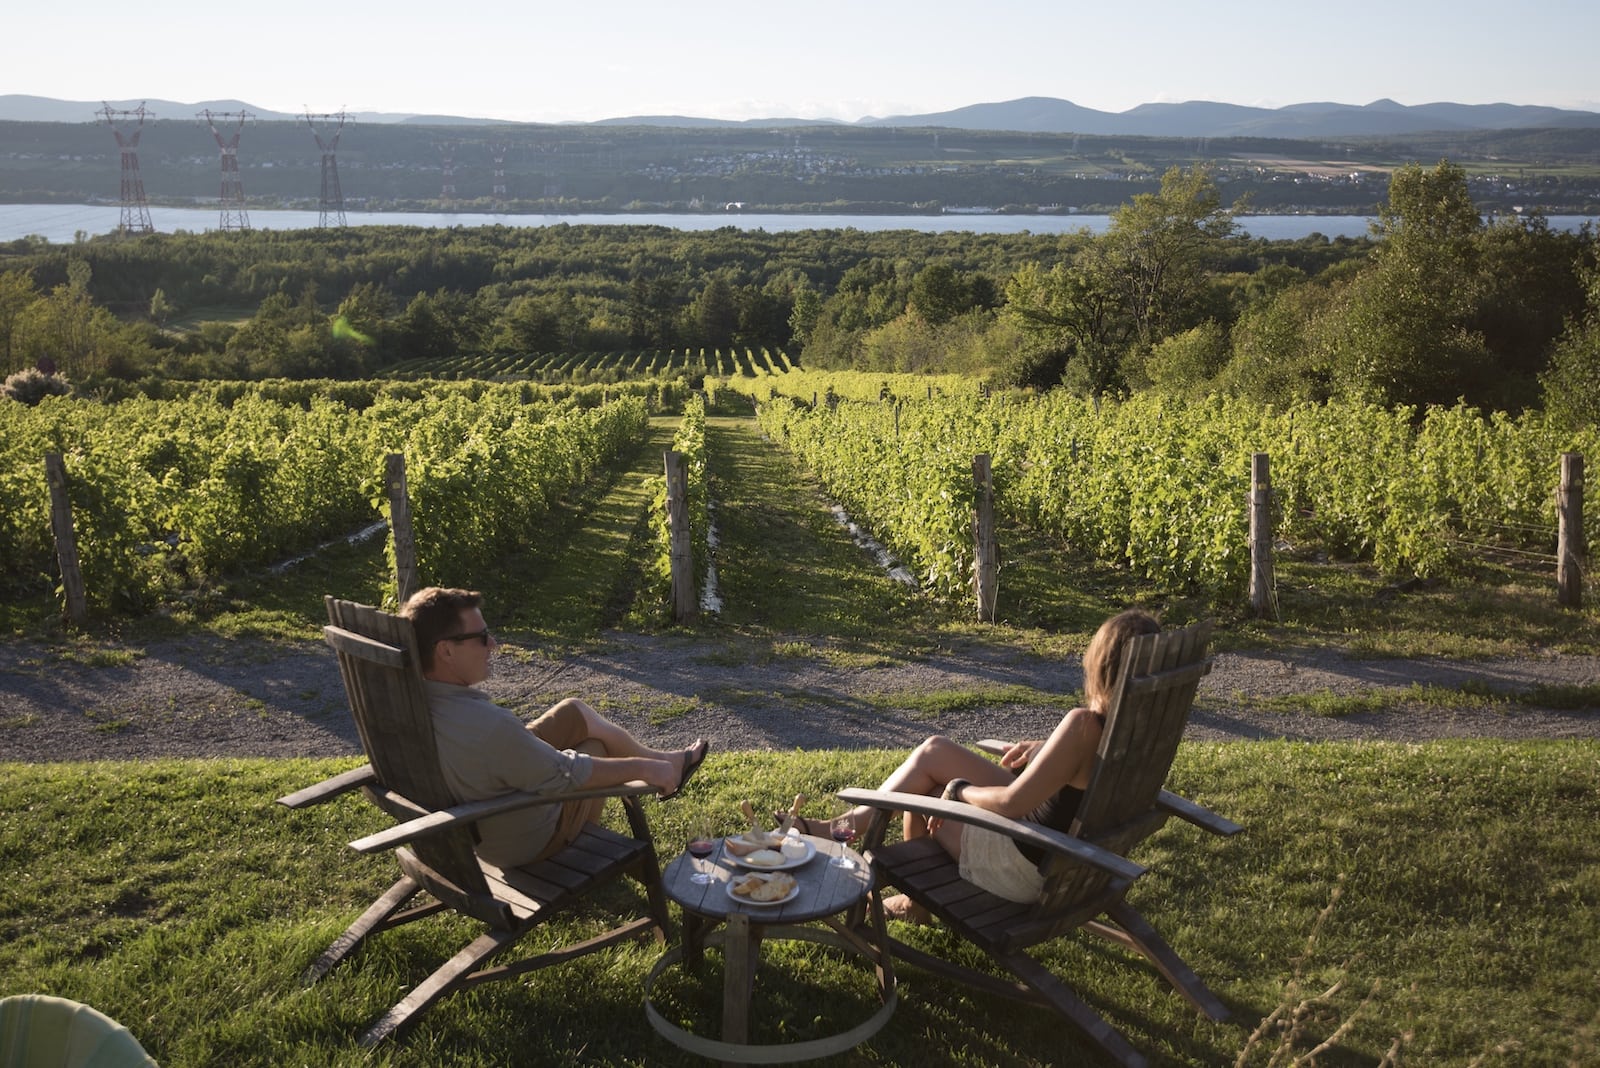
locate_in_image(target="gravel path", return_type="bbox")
[3,633,1597,763]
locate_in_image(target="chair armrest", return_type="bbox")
[350,780,658,854]
[976,740,1243,838]
[1158,789,1244,837]
[275,763,376,808]
[836,787,1145,882]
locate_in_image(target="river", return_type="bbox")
[2,203,1595,245]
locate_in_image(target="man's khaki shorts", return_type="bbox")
[528,701,607,861]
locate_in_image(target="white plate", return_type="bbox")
[725,874,801,907]
[727,838,816,871]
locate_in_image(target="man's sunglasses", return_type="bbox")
[440,628,494,646]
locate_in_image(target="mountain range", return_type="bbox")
[4,93,1599,139]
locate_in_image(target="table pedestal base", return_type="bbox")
[644,920,896,1064]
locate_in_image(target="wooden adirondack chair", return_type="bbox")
[838,618,1240,1068]
[276,597,671,1047]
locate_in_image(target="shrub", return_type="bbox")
[2,367,72,405]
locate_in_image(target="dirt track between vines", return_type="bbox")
[3,632,1597,764]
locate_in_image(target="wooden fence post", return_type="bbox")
[973,454,998,622]
[665,450,698,623]
[893,402,901,437]
[1558,452,1585,607]
[385,453,419,605]
[44,452,87,624]
[1249,452,1274,618]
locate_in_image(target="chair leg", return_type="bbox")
[359,927,522,1048]
[1001,950,1149,1068]
[620,798,672,944]
[635,853,673,946]
[303,875,421,986]
[1093,903,1229,1021]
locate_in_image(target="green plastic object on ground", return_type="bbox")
[0,996,157,1068]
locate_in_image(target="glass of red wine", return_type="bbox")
[687,817,717,885]
[829,812,858,869]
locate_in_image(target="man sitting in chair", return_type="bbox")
[400,586,709,868]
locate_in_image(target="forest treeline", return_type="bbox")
[1,162,1597,424]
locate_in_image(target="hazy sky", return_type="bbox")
[5,0,1597,122]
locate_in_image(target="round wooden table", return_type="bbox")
[644,834,897,1063]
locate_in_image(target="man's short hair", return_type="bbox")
[398,586,482,672]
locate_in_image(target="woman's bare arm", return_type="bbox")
[959,708,1100,818]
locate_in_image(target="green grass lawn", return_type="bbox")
[3,742,1596,1066]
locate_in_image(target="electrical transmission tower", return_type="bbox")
[489,142,509,206]
[304,110,349,227]
[98,102,154,235]
[436,141,457,204]
[199,109,253,231]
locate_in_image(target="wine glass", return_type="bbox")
[687,817,717,885]
[829,813,858,870]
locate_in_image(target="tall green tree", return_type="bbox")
[692,276,738,348]
[0,269,40,371]
[907,263,967,326]
[999,259,1122,393]
[1220,279,1341,404]
[1100,164,1239,348]
[1318,161,1491,406]
[1470,214,1592,406]
[1541,264,1600,429]
[14,281,126,378]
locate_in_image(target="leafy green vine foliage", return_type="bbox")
[742,371,1600,603]
[382,393,649,598]
[0,381,651,616]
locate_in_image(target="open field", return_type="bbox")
[1227,154,1395,177]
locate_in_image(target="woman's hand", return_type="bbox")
[999,739,1043,770]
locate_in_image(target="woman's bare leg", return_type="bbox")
[803,735,1011,840]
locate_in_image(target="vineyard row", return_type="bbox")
[3,385,654,615]
[731,376,1598,602]
[384,347,797,382]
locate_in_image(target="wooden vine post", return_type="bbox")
[973,454,998,622]
[44,452,87,624]
[665,450,698,623]
[1557,452,1585,607]
[385,453,419,605]
[1248,453,1274,618]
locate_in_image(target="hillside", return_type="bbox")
[5,110,1600,216]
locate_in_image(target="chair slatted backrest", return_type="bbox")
[324,596,492,904]
[1035,619,1213,915]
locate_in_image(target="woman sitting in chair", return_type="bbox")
[798,609,1160,920]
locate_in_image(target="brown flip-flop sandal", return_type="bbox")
[660,738,709,800]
